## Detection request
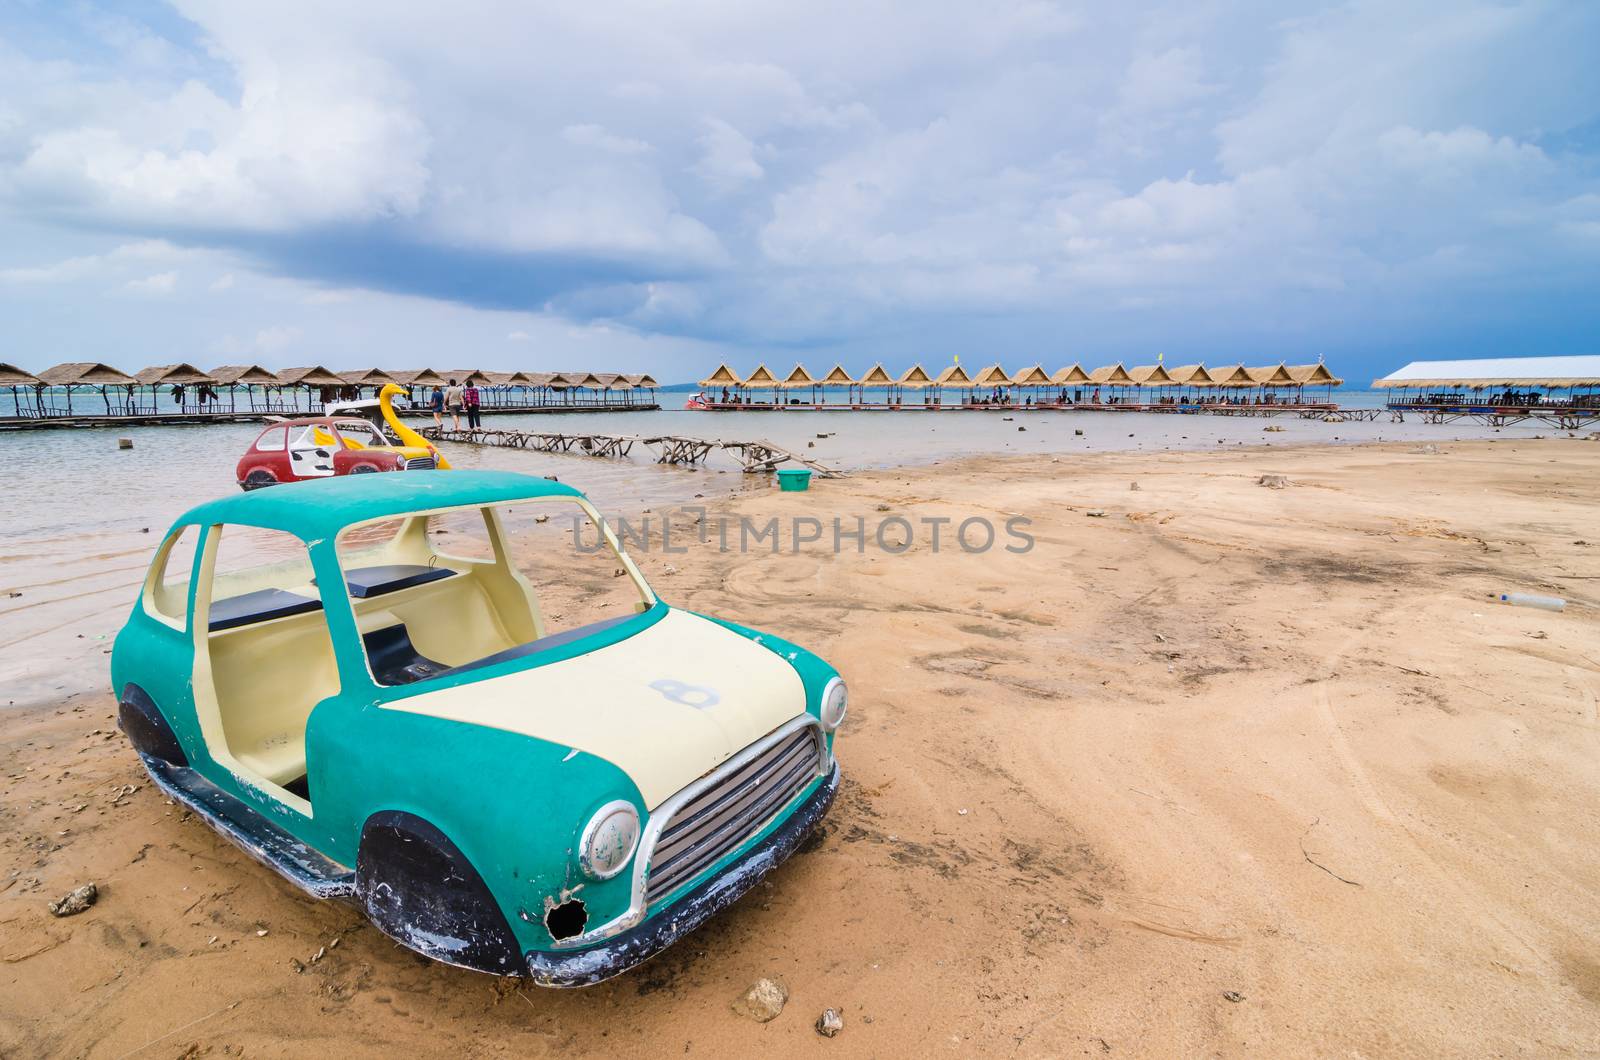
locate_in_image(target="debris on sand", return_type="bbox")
[1085,510,1107,518]
[1129,482,1141,491]
[816,1008,844,1037]
[1411,444,1441,455]
[1257,474,1290,489]
[732,978,788,1022]
[48,882,97,917]
[1263,425,1285,432]
[875,503,891,512]
[1223,991,1245,1003]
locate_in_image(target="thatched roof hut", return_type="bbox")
[39,362,137,386]
[1286,363,1343,386]
[1087,363,1135,384]
[338,368,400,387]
[1012,364,1051,385]
[1163,364,1214,385]
[699,364,741,388]
[1206,364,1252,386]
[389,368,448,387]
[934,364,974,386]
[780,364,817,388]
[1051,364,1092,385]
[275,366,346,387]
[627,373,659,388]
[819,364,855,385]
[0,362,41,385]
[971,364,1013,387]
[897,364,934,388]
[859,364,894,385]
[1128,364,1175,386]
[135,363,219,386]
[212,364,281,385]
[440,369,492,386]
[742,364,779,386]
[1245,364,1295,386]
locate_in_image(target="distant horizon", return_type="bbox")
[6,352,1429,390]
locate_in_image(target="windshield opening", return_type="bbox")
[334,498,654,687]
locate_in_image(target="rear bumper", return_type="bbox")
[524,760,840,987]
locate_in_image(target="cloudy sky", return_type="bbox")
[1,1,1596,384]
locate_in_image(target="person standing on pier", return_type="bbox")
[464,380,481,429]
[430,386,444,426]
[444,378,465,430]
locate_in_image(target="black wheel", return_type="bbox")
[349,464,379,474]
[241,469,277,491]
[356,812,523,975]
[118,684,187,766]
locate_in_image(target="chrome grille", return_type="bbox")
[404,456,437,470]
[644,726,822,904]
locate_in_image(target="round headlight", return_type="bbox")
[579,800,640,880]
[820,676,848,731]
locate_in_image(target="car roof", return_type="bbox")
[256,417,367,429]
[175,470,584,539]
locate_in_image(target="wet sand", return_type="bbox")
[2,438,1598,1056]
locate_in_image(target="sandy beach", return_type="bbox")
[3,437,1598,1056]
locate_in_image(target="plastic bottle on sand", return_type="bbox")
[1497,592,1565,612]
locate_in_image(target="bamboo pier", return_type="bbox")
[421,426,845,476]
[0,361,660,430]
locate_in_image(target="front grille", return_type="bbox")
[404,456,437,470]
[644,726,822,904]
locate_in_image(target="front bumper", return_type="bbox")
[524,760,840,987]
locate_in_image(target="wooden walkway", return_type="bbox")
[422,426,845,476]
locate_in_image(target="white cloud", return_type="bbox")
[254,324,303,353]
[507,329,531,341]
[209,272,235,291]
[562,123,652,155]
[691,118,765,193]
[0,240,189,283]
[1118,48,1217,113]
[612,81,662,102]
[305,288,357,305]
[0,0,1595,372]
[126,270,178,294]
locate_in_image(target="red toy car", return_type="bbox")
[235,417,442,490]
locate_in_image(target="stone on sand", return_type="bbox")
[732,978,788,1022]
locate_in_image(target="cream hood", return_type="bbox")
[381,608,808,808]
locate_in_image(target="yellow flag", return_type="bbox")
[953,353,960,364]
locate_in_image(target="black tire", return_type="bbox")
[356,812,523,975]
[118,684,187,766]
[349,464,379,474]
[241,469,277,491]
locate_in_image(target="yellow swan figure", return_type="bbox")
[380,383,453,469]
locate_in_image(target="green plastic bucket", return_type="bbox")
[776,468,813,492]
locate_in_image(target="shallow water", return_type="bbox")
[0,403,1560,709]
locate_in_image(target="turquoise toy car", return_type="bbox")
[110,470,845,985]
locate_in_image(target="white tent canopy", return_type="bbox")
[1375,355,1600,388]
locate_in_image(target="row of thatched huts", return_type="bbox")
[0,362,658,418]
[698,361,1343,391]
